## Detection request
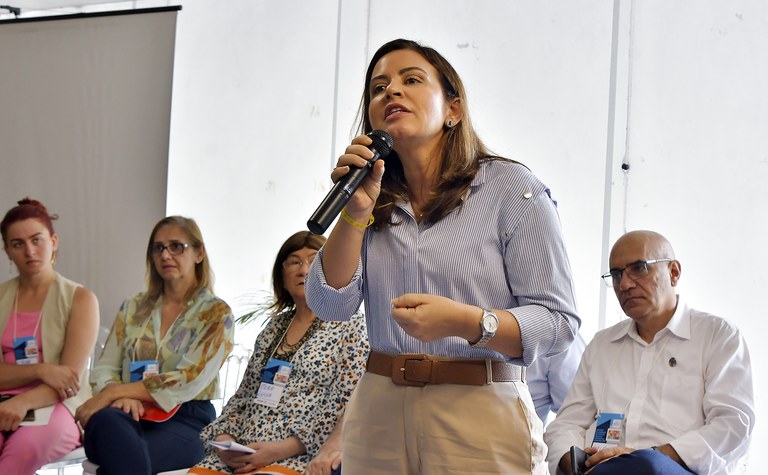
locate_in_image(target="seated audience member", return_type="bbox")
[189,231,368,475]
[0,198,99,474]
[545,230,754,475]
[76,216,234,475]
[527,332,586,424]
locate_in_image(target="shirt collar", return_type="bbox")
[662,295,691,340]
[608,295,690,343]
[393,160,487,214]
[470,159,489,187]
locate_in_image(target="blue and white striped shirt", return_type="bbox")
[305,159,580,365]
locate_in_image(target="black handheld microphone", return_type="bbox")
[307,130,393,235]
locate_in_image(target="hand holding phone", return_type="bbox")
[570,445,588,475]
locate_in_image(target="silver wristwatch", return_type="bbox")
[470,309,499,348]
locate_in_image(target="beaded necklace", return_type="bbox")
[260,310,321,366]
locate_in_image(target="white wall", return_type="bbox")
[166,0,765,468]
[606,3,768,467]
[167,0,342,325]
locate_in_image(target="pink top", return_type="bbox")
[1,309,44,395]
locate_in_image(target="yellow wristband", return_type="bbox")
[341,209,374,229]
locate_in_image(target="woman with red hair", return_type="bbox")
[0,198,99,474]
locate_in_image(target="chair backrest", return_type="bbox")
[212,343,252,415]
[38,446,87,474]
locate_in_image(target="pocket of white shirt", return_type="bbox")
[660,374,705,432]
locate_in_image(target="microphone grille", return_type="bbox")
[368,130,393,158]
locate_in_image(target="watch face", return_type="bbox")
[482,313,499,332]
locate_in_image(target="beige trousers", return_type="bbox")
[342,372,547,475]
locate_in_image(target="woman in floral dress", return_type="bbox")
[190,231,368,475]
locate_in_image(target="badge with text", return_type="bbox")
[255,358,293,408]
[592,412,625,449]
[13,336,39,365]
[129,360,159,383]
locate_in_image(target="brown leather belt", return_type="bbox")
[366,351,525,387]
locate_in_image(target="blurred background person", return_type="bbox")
[76,215,234,475]
[190,231,368,475]
[0,198,99,475]
[527,332,586,425]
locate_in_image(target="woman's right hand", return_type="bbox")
[74,390,113,427]
[331,134,387,218]
[0,396,28,431]
[212,434,241,467]
[36,363,80,400]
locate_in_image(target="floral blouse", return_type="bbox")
[90,288,234,411]
[195,310,369,473]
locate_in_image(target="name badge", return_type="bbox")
[592,412,625,449]
[13,336,39,365]
[129,360,159,383]
[255,358,292,408]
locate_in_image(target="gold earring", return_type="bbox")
[51,252,57,267]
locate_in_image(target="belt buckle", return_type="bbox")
[391,354,430,387]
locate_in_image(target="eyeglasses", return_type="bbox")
[282,255,316,270]
[151,241,190,256]
[601,258,673,288]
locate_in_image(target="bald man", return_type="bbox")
[545,231,754,475]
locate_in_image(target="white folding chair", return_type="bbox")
[212,343,252,415]
[37,446,87,474]
[81,459,97,475]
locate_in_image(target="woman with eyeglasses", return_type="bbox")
[189,231,368,475]
[0,198,99,475]
[76,216,234,475]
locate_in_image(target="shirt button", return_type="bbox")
[523,191,532,199]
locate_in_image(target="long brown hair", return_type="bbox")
[136,216,213,320]
[357,38,500,229]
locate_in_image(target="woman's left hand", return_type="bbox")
[110,397,145,421]
[391,294,479,342]
[36,363,80,400]
[225,441,283,474]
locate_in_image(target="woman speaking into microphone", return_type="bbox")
[305,38,580,474]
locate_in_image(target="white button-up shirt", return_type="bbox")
[544,297,754,475]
